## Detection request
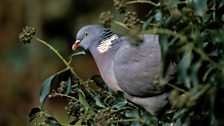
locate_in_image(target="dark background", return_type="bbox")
[0,0,114,125]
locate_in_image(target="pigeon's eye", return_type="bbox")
[84,32,88,36]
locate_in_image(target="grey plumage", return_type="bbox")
[72,25,175,114]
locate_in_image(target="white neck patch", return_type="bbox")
[97,34,118,53]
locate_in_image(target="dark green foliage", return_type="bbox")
[146,0,224,125]
[45,116,62,126]
[39,69,73,107]
[39,75,55,106]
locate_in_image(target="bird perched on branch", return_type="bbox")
[72,25,175,114]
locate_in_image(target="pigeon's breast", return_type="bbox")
[99,60,123,92]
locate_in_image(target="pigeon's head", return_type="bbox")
[72,25,105,51]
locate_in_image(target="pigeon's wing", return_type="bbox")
[113,35,167,97]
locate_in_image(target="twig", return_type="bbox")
[113,20,130,31]
[32,36,80,79]
[193,47,222,69]
[110,107,136,114]
[111,118,144,123]
[52,90,78,102]
[126,0,158,7]
[33,36,68,66]
[166,83,186,93]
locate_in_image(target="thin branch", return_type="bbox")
[193,47,222,69]
[33,36,68,66]
[113,20,130,31]
[110,107,136,114]
[111,118,144,123]
[52,90,78,102]
[126,0,158,7]
[166,83,186,93]
[32,36,80,79]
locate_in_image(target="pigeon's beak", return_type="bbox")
[72,40,81,51]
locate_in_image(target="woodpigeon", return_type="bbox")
[72,25,175,114]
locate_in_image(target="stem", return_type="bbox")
[202,67,213,81]
[52,90,78,101]
[33,36,80,79]
[126,0,158,7]
[111,118,144,123]
[193,47,222,69]
[177,1,190,4]
[33,36,68,66]
[113,21,130,30]
[110,107,136,114]
[167,83,186,93]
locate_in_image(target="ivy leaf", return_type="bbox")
[190,62,201,86]
[66,75,72,94]
[168,0,178,7]
[91,75,107,90]
[78,89,90,110]
[209,29,224,44]
[130,122,141,126]
[112,92,127,109]
[178,50,193,89]
[40,75,55,106]
[155,10,162,21]
[142,16,153,31]
[28,107,41,122]
[70,47,86,57]
[192,0,207,17]
[159,35,173,77]
[125,110,140,119]
[74,119,83,126]
[45,116,62,126]
[141,111,158,125]
[94,95,106,108]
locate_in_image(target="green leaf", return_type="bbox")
[159,35,173,76]
[66,75,72,94]
[142,16,153,31]
[70,47,86,57]
[178,49,193,89]
[168,0,178,7]
[28,107,41,122]
[45,116,62,126]
[192,0,207,17]
[78,89,90,110]
[40,75,55,106]
[209,29,224,43]
[155,10,162,21]
[141,110,158,125]
[91,75,107,90]
[130,122,141,126]
[95,96,106,108]
[112,92,127,109]
[190,62,201,86]
[74,119,83,126]
[125,110,140,119]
